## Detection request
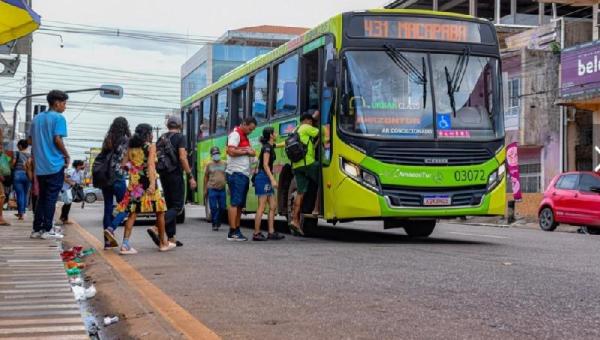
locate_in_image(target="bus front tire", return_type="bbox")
[384,220,436,238]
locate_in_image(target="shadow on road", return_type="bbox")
[236,218,491,246]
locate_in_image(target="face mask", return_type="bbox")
[212,154,221,161]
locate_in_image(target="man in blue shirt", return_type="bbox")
[29,90,70,239]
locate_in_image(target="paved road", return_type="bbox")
[72,204,600,339]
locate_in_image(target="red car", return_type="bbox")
[538,172,600,233]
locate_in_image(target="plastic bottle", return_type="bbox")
[103,316,119,326]
[66,267,81,276]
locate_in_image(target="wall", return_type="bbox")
[520,49,561,190]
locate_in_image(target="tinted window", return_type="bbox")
[274,54,299,116]
[252,69,269,122]
[200,98,211,139]
[556,174,578,190]
[578,174,600,192]
[216,90,228,135]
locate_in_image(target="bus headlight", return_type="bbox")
[340,158,381,193]
[487,163,506,191]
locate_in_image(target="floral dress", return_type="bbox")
[116,143,167,214]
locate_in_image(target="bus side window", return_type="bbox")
[215,90,228,135]
[251,69,269,123]
[273,54,299,117]
[199,98,211,140]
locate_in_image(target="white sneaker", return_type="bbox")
[41,231,64,240]
[29,231,42,239]
[119,247,137,255]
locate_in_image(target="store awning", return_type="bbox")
[0,0,41,45]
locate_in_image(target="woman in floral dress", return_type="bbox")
[116,123,175,254]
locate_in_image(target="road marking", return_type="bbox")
[0,317,83,327]
[72,221,221,340]
[0,310,81,317]
[0,299,74,306]
[0,304,79,311]
[0,280,67,285]
[1,335,89,340]
[0,325,87,335]
[449,232,509,239]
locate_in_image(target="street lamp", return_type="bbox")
[11,85,124,141]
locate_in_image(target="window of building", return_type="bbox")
[181,62,208,100]
[578,174,600,192]
[252,69,269,122]
[508,78,520,109]
[274,54,299,116]
[556,174,578,190]
[519,162,542,193]
[215,90,228,135]
[200,98,211,139]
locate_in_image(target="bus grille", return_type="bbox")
[382,185,487,208]
[372,147,492,166]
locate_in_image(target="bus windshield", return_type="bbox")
[341,50,503,141]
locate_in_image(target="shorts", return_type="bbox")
[293,163,318,194]
[254,171,274,197]
[227,172,249,208]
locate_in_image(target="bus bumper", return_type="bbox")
[333,176,506,220]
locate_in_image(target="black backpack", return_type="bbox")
[284,128,307,163]
[92,150,114,189]
[156,132,179,173]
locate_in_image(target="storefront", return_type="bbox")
[559,39,600,172]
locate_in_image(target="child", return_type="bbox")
[204,146,227,231]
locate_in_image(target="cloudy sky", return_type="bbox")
[2,0,384,159]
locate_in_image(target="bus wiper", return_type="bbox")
[447,47,471,117]
[384,45,427,107]
[444,66,456,117]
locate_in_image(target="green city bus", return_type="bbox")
[181,9,506,237]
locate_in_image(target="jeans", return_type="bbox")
[159,171,184,239]
[208,188,226,226]
[33,170,64,232]
[13,170,30,215]
[226,172,249,208]
[101,178,127,230]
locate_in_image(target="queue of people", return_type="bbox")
[20,89,322,252]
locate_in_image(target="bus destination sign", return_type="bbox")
[350,16,488,44]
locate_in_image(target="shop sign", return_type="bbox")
[561,40,600,98]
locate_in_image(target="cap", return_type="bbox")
[210,146,220,155]
[166,115,182,128]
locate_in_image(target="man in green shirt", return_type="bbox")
[290,110,320,235]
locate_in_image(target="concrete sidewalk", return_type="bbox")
[0,219,89,339]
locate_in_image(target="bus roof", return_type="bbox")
[181,8,480,107]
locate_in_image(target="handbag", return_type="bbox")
[71,184,85,203]
[60,189,73,205]
[0,153,11,177]
[250,150,262,187]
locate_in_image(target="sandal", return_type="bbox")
[288,222,304,236]
[146,228,160,247]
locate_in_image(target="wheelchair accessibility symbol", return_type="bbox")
[437,114,451,130]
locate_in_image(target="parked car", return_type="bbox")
[538,171,600,234]
[83,187,104,204]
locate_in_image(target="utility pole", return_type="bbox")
[24,0,33,137]
[154,126,162,141]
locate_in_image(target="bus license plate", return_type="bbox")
[423,195,451,206]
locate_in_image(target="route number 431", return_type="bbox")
[454,170,486,182]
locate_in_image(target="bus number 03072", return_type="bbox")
[454,170,486,182]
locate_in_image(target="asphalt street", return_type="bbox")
[71,203,600,340]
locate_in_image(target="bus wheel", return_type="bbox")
[204,196,212,223]
[403,220,436,238]
[286,178,317,236]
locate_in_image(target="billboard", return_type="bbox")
[561,40,600,98]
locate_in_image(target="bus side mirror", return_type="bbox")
[325,60,337,87]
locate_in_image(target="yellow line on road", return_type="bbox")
[71,221,220,340]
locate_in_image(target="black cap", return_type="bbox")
[210,146,220,155]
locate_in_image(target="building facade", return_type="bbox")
[181,25,308,101]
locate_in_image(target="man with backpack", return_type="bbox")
[288,110,320,236]
[153,115,196,247]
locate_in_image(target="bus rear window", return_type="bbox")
[348,15,494,44]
